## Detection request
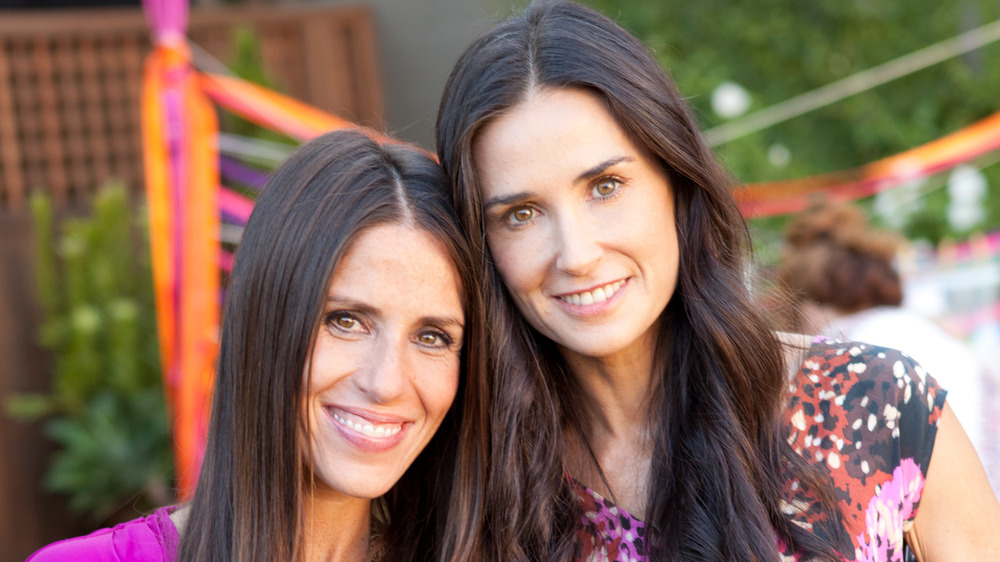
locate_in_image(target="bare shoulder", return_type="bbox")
[776,331,814,381]
[906,403,1000,560]
[169,504,189,536]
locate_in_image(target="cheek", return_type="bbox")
[487,232,544,294]
[305,346,336,396]
[418,361,461,422]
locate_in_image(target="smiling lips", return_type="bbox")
[557,279,625,306]
[331,410,404,439]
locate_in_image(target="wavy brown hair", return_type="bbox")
[778,200,904,324]
[176,128,484,562]
[437,2,845,560]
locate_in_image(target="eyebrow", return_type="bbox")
[575,156,633,183]
[483,191,532,213]
[326,296,465,331]
[326,297,379,316]
[423,316,466,332]
[481,155,635,212]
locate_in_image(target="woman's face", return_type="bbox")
[472,87,679,366]
[304,223,464,500]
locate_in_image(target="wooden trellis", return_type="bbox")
[0,5,382,214]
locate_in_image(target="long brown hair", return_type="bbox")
[177,128,484,561]
[436,2,844,560]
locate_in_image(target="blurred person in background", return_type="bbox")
[776,199,999,497]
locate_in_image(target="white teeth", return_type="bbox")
[332,412,402,438]
[559,280,624,306]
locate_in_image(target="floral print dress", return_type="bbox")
[572,339,946,561]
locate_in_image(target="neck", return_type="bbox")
[560,331,657,517]
[560,329,657,440]
[302,485,372,562]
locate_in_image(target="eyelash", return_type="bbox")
[325,311,367,334]
[324,311,457,350]
[590,175,625,201]
[416,329,455,350]
[501,175,626,225]
[502,205,537,228]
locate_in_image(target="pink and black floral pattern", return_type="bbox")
[570,339,946,561]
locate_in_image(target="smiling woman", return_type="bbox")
[474,87,678,369]
[27,128,484,562]
[436,1,1000,561]
[304,224,464,503]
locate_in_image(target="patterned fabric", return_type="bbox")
[572,476,647,562]
[571,339,946,561]
[27,506,179,562]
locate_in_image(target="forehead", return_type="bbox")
[472,87,642,192]
[329,224,464,311]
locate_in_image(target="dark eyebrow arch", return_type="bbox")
[483,191,532,213]
[575,156,633,183]
[326,297,380,317]
[326,297,464,331]
[423,316,465,331]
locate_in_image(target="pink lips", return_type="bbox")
[325,406,409,453]
[554,277,628,316]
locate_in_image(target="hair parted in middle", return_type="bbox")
[437,2,846,560]
[176,128,485,562]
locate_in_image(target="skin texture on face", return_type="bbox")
[473,87,679,372]
[303,224,464,501]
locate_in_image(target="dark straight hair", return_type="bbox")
[177,128,484,561]
[437,2,845,560]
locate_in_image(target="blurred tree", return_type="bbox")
[583,0,1000,245]
[5,183,172,523]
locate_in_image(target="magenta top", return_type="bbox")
[27,506,179,562]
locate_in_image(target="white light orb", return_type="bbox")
[947,165,987,232]
[711,81,751,119]
[767,143,791,167]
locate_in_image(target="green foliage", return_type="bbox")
[220,26,297,155]
[582,0,1000,249]
[5,183,172,523]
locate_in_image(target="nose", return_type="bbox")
[357,337,409,404]
[553,209,603,276]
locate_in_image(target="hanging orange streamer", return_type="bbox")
[141,40,220,500]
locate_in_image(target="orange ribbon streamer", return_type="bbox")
[141,40,219,500]
[735,111,1000,218]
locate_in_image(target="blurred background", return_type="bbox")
[1,0,997,559]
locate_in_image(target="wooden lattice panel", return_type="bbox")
[0,15,148,213]
[0,6,382,215]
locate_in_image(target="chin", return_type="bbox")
[332,479,397,501]
[313,466,402,500]
[560,337,631,360]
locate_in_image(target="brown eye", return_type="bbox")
[335,316,357,329]
[418,333,441,345]
[325,312,365,334]
[415,330,453,349]
[509,206,535,224]
[592,178,620,198]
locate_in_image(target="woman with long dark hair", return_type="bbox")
[29,128,484,561]
[436,2,1000,560]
